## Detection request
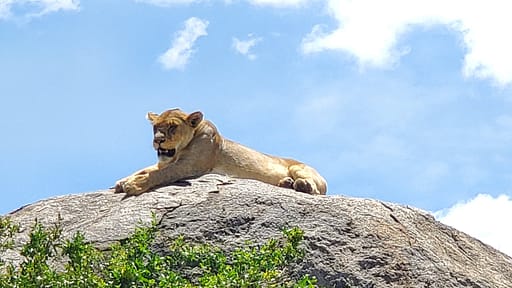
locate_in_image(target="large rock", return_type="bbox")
[2,174,512,287]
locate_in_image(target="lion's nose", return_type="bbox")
[154,132,165,144]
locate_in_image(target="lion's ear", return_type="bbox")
[146,112,159,123]
[187,111,203,127]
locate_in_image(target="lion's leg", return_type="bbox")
[287,164,327,195]
[115,162,211,196]
[114,165,162,196]
[115,153,214,196]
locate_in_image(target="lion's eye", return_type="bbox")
[168,125,177,134]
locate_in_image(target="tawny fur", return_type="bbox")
[115,109,327,196]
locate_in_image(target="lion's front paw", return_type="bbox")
[114,174,150,196]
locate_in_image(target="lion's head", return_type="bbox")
[146,109,203,164]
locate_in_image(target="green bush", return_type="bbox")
[0,217,19,253]
[0,216,316,287]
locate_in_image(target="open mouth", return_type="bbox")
[157,148,176,158]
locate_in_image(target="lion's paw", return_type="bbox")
[278,177,295,189]
[293,178,320,195]
[114,174,150,196]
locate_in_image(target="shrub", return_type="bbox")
[0,216,317,287]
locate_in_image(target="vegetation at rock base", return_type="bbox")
[0,216,317,287]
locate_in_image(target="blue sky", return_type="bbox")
[2,0,512,255]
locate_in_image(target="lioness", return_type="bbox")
[114,109,327,196]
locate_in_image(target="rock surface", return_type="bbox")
[2,174,512,287]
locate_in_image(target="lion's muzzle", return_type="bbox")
[158,148,176,159]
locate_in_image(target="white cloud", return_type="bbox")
[158,17,209,70]
[435,194,512,257]
[0,0,79,20]
[135,0,203,6]
[302,0,512,86]
[0,1,10,19]
[137,0,309,7]
[232,35,262,60]
[247,0,310,7]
